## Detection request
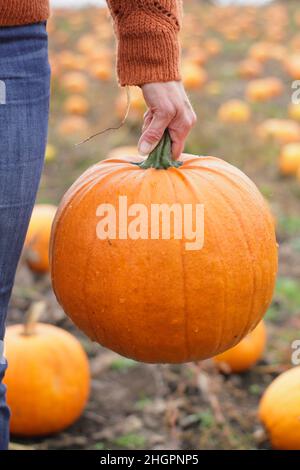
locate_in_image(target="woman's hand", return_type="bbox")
[138,81,197,160]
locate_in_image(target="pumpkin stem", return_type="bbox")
[137,129,183,170]
[23,301,46,336]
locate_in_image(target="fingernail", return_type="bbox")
[139,141,154,156]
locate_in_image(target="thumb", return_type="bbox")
[138,112,170,156]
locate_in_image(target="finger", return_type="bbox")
[168,112,197,159]
[171,138,185,160]
[138,108,175,156]
[142,111,153,133]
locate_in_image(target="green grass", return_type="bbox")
[248,383,262,396]
[275,277,300,313]
[93,442,106,450]
[278,216,300,236]
[113,433,146,450]
[110,357,138,372]
[198,410,215,429]
[135,396,152,411]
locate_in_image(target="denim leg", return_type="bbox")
[0,22,50,450]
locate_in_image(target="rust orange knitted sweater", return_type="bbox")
[0,0,182,86]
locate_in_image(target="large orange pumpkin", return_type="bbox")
[213,320,266,373]
[50,132,278,364]
[4,302,90,436]
[259,366,300,450]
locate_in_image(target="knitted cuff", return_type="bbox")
[108,1,182,86]
[0,0,49,26]
[117,28,181,86]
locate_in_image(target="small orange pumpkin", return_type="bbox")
[238,59,263,79]
[186,47,208,67]
[50,132,277,364]
[218,99,251,123]
[59,51,87,72]
[45,144,57,163]
[213,321,266,373]
[279,143,300,175]
[249,42,271,63]
[203,38,222,57]
[246,78,283,102]
[4,302,90,437]
[259,366,300,450]
[257,119,300,144]
[182,63,207,90]
[63,95,89,115]
[90,62,112,81]
[285,54,300,80]
[59,116,88,136]
[63,72,88,94]
[25,204,57,273]
[289,103,300,122]
[76,33,97,55]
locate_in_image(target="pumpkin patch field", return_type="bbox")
[7,0,300,450]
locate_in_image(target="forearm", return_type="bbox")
[106,0,183,86]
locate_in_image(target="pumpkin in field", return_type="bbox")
[203,38,222,57]
[257,119,300,144]
[279,143,300,175]
[218,99,251,123]
[259,366,300,450]
[59,51,87,72]
[238,58,263,79]
[59,116,88,136]
[25,204,57,273]
[50,131,277,364]
[182,62,207,90]
[246,77,283,102]
[63,95,89,115]
[249,42,272,63]
[213,321,266,373]
[90,62,112,81]
[63,72,88,94]
[87,47,112,66]
[289,103,300,121]
[45,144,57,163]
[186,46,208,67]
[205,81,222,97]
[4,302,90,436]
[285,54,300,79]
[76,33,97,55]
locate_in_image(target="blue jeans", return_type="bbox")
[0,22,50,450]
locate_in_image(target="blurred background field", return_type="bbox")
[8,0,300,450]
